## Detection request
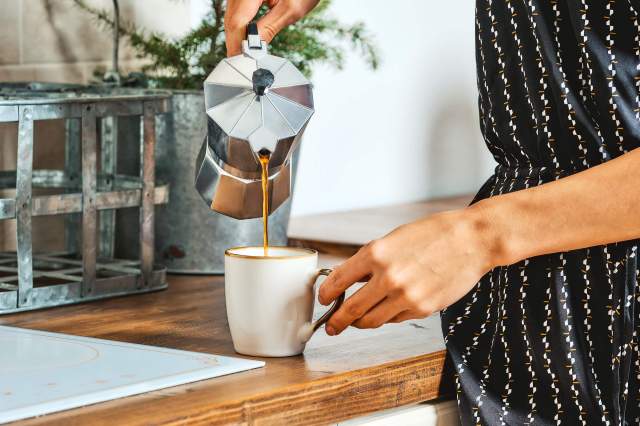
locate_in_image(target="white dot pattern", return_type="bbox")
[440,1,640,424]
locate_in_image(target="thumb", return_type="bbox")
[256,1,301,43]
[224,0,263,56]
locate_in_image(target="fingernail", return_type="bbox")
[325,325,336,336]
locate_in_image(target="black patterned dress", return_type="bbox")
[439,1,640,425]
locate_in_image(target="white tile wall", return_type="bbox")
[0,0,192,250]
[1,0,192,83]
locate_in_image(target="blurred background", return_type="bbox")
[0,0,495,248]
[289,1,494,215]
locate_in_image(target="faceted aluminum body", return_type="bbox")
[195,36,314,219]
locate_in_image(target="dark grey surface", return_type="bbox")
[0,84,169,314]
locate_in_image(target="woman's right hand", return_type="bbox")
[225,0,320,56]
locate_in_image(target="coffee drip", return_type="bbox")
[258,149,271,255]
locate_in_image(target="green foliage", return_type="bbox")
[73,0,380,90]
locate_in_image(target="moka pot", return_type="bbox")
[195,23,314,219]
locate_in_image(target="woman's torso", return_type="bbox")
[440,2,640,424]
[475,0,640,195]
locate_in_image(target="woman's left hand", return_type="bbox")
[318,207,499,335]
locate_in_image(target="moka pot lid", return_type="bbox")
[203,24,314,155]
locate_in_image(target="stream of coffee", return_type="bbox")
[259,152,270,256]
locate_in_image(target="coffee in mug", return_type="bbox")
[224,246,345,357]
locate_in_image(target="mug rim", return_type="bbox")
[225,246,318,260]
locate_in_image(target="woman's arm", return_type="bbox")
[318,147,640,336]
[478,147,640,266]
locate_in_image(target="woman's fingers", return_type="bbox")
[225,0,319,55]
[257,0,301,42]
[224,0,264,56]
[259,0,321,41]
[324,278,385,335]
[318,248,372,305]
[352,297,405,329]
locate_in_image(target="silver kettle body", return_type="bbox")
[195,24,314,219]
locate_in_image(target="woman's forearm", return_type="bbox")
[317,147,640,332]
[470,147,640,268]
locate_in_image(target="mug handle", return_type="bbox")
[298,268,346,343]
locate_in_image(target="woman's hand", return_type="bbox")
[318,207,500,335]
[225,0,320,56]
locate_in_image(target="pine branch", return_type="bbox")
[72,0,380,89]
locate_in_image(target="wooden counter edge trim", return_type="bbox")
[43,349,451,425]
[163,350,451,426]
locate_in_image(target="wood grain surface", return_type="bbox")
[1,273,453,425]
[1,196,475,424]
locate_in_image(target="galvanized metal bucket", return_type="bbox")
[116,91,295,274]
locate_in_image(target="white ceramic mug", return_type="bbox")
[224,246,345,357]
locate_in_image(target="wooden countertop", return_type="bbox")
[2,195,472,425]
[2,275,451,425]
